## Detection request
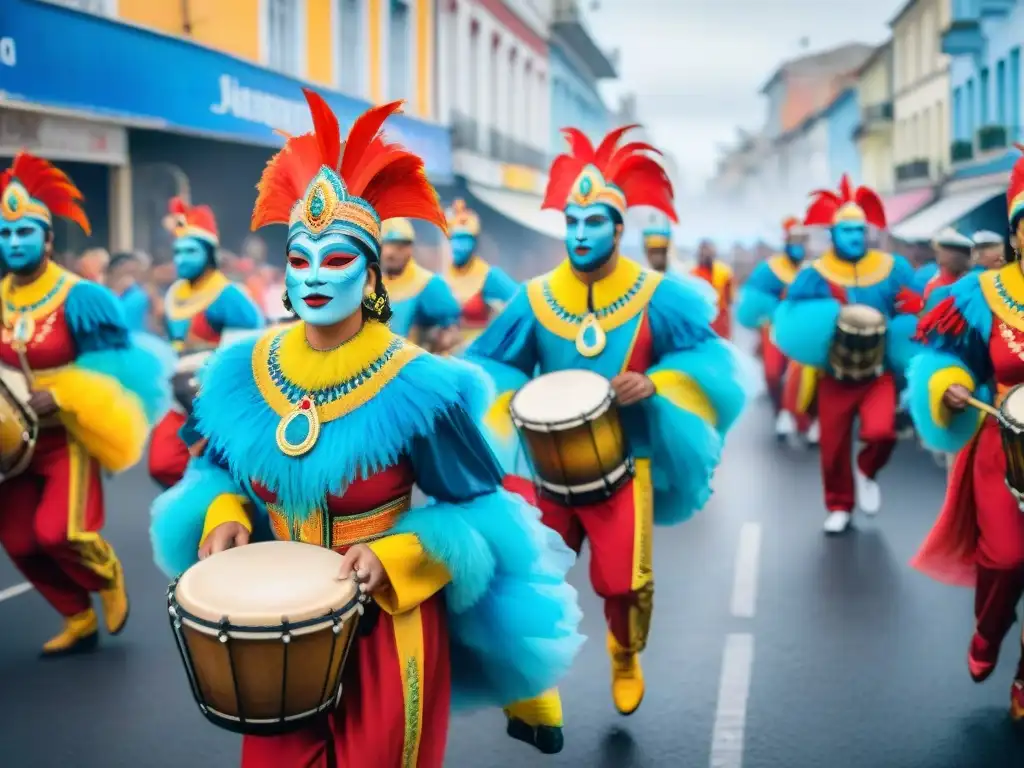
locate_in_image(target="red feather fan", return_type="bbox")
[252,89,447,235]
[541,125,677,222]
[0,152,91,235]
[803,174,886,229]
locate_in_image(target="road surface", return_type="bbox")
[2,366,1024,767]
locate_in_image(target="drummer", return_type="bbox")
[442,199,517,346]
[379,217,461,351]
[0,152,171,654]
[907,146,1024,721]
[148,197,264,489]
[772,175,923,534]
[465,125,748,745]
[150,89,582,767]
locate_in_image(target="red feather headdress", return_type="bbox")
[0,152,91,235]
[165,196,219,245]
[1008,143,1024,227]
[252,88,447,253]
[542,125,677,222]
[804,174,886,229]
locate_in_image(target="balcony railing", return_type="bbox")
[895,159,931,182]
[453,113,546,170]
[941,19,984,58]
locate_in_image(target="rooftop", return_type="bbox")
[759,42,876,95]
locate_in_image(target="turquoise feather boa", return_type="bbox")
[906,350,988,453]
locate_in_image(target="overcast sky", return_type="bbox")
[584,0,901,194]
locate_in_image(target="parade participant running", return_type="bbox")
[736,216,813,440]
[380,217,461,351]
[908,146,1024,721]
[150,90,583,768]
[923,228,973,306]
[466,124,748,748]
[443,199,517,345]
[690,238,734,338]
[0,152,170,654]
[148,197,264,489]
[773,175,923,534]
[972,230,1007,272]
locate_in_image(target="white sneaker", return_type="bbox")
[855,469,881,515]
[775,410,797,438]
[807,420,820,445]
[823,510,852,534]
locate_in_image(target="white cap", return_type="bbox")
[972,230,1004,246]
[932,227,973,250]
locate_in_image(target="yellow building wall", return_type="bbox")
[306,0,335,85]
[415,0,434,119]
[118,0,261,63]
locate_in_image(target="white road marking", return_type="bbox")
[710,633,755,768]
[0,582,32,603]
[730,523,761,619]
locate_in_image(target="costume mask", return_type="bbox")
[285,230,368,326]
[565,203,617,272]
[831,222,867,262]
[173,236,211,281]
[450,233,476,267]
[0,218,47,275]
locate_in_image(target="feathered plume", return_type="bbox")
[252,89,447,234]
[1008,143,1024,224]
[542,125,677,222]
[804,174,886,229]
[0,152,91,234]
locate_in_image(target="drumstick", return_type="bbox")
[14,347,34,389]
[965,396,1001,420]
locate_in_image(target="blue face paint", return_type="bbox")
[564,203,617,272]
[784,243,805,262]
[450,233,476,267]
[0,218,47,275]
[831,222,867,262]
[285,231,368,326]
[173,236,211,281]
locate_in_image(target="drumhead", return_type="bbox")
[1002,385,1024,427]
[838,304,885,328]
[511,369,612,428]
[0,365,29,403]
[175,541,357,633]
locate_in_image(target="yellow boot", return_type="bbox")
[608,632,645,715]
[504,688,564,754]
[99,558,129,635]
[42,609,99,657]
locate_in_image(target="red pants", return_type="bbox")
[242,597,450,767]
[817,374,897,512]
[149,410,190,489]
[505,459,654,653]
[0,430,117,616]
[761,326,787,412]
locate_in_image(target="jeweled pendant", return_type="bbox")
[10,313,35,350]
[575,313,606,358]
[276,395,321,457]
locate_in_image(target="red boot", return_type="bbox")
[968,567,1024,683]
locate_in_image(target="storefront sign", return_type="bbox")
[0,108,128,165]
[2,0,453,179]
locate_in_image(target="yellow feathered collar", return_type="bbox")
[1,260,78,322]
[812,249,893,287]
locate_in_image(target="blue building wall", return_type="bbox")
[824,88,862,182]
[948,0,1023,172]
[548,44,611,155]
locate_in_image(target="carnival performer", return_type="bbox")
[106,251,154,333]
[380,217,461,351]
[150,90,583,768]
[773,175,923,534]
[973,230,1008,272]
[0,152,170,654]
[641,215,675,273]
[922,228,973,307]
[736,216,816,440]
[443,199,517,345]
[690,239,734,338]
[465,125,748,744]
[148,197,264,489]
[907,148,1024,720]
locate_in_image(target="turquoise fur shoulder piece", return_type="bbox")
[647,274,718,351]
[773,283,840,369]
[736,284,781,330]
[482,265,519,303]
[75,333,174,425]
[907,350,988,453]
[946,271,992,341]
[419,274,462,328]
[65,280,130,352]
[206,282,265,331]
[885,314,923,378]
[194,337,491,517]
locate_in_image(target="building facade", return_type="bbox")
[890,0,951,190]
[854,43,897,196]
[823,88,862,182]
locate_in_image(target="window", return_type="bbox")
[337,0,364,96]
[468,27,479,120]
[266,0,303,77]
[953,87,963,139]
[1011,48,1022,139]
[997,60,1007,126]
[980,67,990,124]
[965,78,975,136]
[388,0,410,101]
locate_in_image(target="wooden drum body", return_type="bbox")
[828,304,887,383]
[0,367,37,482]
[168,541,362,735]
[998,385,1024,504]
[510,369,633,505]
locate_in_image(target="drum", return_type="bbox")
[167,541,363,735]
[0,366,37,482]
[828,304,887,382]
[510,369,632,505]
[172,350,212,413]
[997,385,1024,504]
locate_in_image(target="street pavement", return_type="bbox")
[3,340,1024,766]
